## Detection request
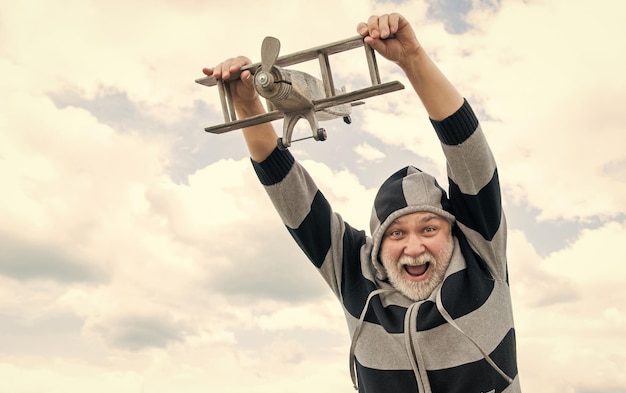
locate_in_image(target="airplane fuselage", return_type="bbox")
[255,67,351,121]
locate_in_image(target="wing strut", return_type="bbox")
[318,53,335,98]
[217,79,238,123]
[364,43,382,85]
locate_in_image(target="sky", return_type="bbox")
[1,0,625,392]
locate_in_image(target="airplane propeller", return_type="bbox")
[261,36,280,72]
[256,37,280,89]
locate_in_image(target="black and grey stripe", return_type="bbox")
[252,99,520,392]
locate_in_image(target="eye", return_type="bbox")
[387,229,403,238]
[423,226,437,234]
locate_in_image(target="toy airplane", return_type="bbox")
[196,35,405,150]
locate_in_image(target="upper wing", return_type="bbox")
[196,35,367,87]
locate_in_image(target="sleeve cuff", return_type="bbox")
[430,99,480,146]
[251,147,295,186]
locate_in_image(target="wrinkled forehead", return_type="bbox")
[390,211,453,229]
[393,211,441,223]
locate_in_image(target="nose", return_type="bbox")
[403,233,426,257]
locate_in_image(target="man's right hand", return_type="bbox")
[202,56,264,116]
[203,56,277,161]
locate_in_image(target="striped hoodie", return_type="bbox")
[252,100,521,392]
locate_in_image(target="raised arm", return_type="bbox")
[356,13,464,121]
[202,57,277,162]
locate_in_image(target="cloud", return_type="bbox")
[1,0,625,392]
[357,0,626,223]
[0,361,143,393]
[206,232,331,303]
[89,313,188,351]
[507,230,580,309]
[463,0,626,222]
[256,297,346,333]
[354,142,386,162]
[0,233,106,283]
[509,220,626,392]
[426,0,475,34]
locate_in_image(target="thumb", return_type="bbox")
[364,36,391,58]
[241,70,255,88]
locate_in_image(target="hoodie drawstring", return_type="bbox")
[349,288,514,392]
[404,302,432,392]
[434,289,514,384]
[349,289,395,390]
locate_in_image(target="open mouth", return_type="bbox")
[404,262,430,278]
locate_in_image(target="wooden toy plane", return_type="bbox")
[195,35,405,150]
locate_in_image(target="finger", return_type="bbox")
[229,56,250,73]
[222,59,238,80]
[364,35,386,55]
[207,59,227,79]
[356,21,368,37]
[366,15,381,39]
[221,56,249,80]
[206,56,251,80]
[223,57,246,80]
[388,12,401,35]
[378,14,391,39]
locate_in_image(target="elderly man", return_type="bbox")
[204,12,521,393]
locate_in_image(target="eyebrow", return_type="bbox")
[420,214,439,223]
[392,213,440,225]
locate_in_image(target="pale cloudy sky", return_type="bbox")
[1,0,625,392]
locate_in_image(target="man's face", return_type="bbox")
[380,211,454,301]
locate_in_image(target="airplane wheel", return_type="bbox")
[343,116,352,124]
[277,137,288,151]
[317,128,327,142]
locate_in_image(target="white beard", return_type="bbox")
[381,237,455,301]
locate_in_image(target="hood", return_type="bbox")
[369,166,455,280]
